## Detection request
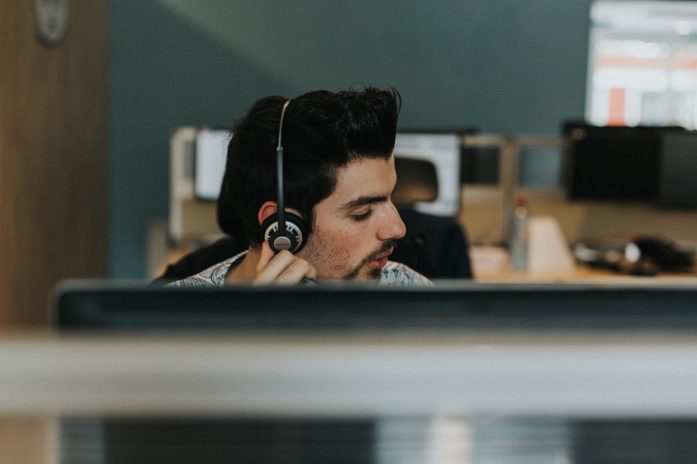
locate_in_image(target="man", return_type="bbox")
[171,87,431,286]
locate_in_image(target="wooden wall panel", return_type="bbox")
[0,2,108,326]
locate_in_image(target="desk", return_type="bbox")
[471,245,697,283]
[476,265,697,283]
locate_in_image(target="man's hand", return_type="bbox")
[253,241,317,285]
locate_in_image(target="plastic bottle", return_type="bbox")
[509,195,529,271]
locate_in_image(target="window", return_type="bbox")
[588,1,697,128]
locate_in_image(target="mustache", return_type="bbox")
[364,240,397,263]
[343,240,397,280]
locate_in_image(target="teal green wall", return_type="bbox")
[109,0,591,278]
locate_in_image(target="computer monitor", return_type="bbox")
[658,131,697,209]
[393,131,465,217]
[194,128,230,201]
[563,122,684,202]
[54,281,697,333]
[192,128,467,216]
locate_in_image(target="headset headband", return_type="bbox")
[262,98,308,254]
[276,100,291,236]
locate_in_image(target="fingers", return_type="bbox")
[254,241,317,285]
[255,241,276,274]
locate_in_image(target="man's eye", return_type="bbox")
[351,210,373,222]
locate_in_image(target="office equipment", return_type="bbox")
[190,128,467,215]
[632,236,695,271]
[194,128,230,201]
[658,131,697,208]
[572,235,695,277]
[563,122,683,201]
[261,100,308,254]
[55,281,697,333]
[393,132,463,216]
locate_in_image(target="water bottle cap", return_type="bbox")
[515,195,528,207]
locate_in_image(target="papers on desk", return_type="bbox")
[529,216,576,274]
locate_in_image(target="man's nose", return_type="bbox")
[377,202,406,241]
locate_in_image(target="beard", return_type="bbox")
[342,240,396,280]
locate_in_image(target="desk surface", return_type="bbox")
[475,263,697,283]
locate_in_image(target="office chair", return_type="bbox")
[390,157,473,279]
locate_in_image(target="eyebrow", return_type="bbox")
[340,195,389,211]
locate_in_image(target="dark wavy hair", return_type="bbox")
[217,87,401,247]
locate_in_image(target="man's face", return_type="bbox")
[296,155,406,281]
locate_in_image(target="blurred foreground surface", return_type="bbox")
[0,333,697,463]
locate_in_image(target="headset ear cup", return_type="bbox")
[260,213,278,241]
[283,211,308,253]
[260,211,308,254]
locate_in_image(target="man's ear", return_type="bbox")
[257,201,278,225]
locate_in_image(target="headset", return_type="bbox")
[260,100,309,254]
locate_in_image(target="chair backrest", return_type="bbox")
[392,156,472,279]
[392,157,439,206]
[393,208,472,279]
